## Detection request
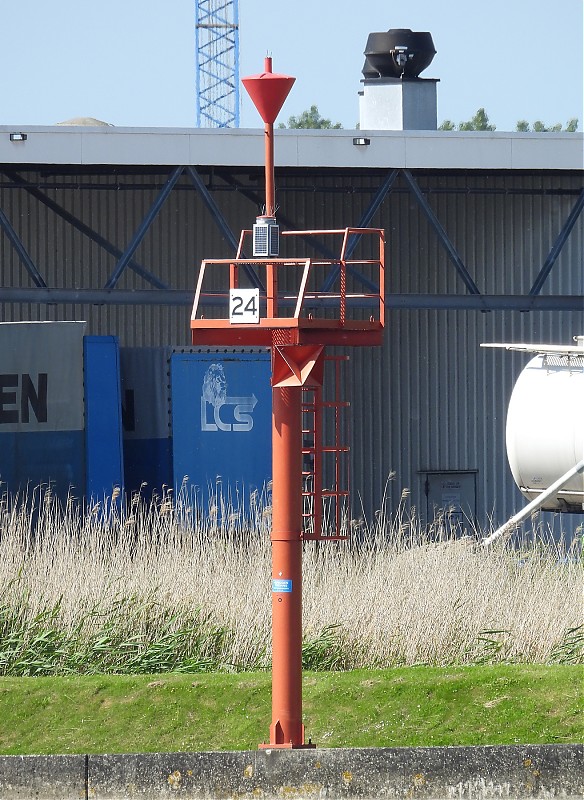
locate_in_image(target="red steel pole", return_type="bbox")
[244,57,308,747]
[264,57,277,316]
[263,56,276,217]
[264,383,307,747]
[264,120,274,216]
[265,115,277,318]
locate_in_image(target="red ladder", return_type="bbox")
[301,355,350,540]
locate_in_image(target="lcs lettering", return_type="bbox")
[201,394,258,433]
[0,373,48,423]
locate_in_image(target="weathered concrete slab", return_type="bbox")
[0,744,582,799]
[0,754,86,800]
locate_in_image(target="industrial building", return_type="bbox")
[1,119,582,532]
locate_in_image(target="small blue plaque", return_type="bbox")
[272,578,293,593]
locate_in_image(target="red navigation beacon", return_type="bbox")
[189,58,385,750]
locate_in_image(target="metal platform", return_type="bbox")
[190,227,385,347]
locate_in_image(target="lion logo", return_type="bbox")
[202,364,227,408]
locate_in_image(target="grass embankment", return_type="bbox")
[1,665,582,755]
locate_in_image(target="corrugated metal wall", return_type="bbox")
[349,308,583,528]
[1,166,583,527]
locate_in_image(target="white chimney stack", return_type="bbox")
[358,29,439,131]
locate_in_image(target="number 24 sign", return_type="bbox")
[229,288,260,324]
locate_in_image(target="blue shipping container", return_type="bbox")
[83,336,124,501]
[0,321,86,501]
[171,351,271,508]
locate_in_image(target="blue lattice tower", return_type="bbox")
[195,0,240,127]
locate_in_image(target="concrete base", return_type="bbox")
[0,744,582,799]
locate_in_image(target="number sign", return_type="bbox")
[229,288,260,324]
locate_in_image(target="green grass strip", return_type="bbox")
[1,665,582,754]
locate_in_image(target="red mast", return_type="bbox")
[191,58,385,748]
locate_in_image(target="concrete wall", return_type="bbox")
[1,744,582,799]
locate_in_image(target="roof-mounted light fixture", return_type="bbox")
[9,132,27,142]
[353,137,370,146]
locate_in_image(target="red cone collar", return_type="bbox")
[242,58,295,124]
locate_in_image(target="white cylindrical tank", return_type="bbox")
[506,345,584,511]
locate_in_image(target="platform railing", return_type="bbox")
[191,227,385,328]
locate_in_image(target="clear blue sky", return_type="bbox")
[1,0,582,131]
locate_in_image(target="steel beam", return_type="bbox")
[0,288,194,305]
[0,174,581,199]
[2,169,169,290]
[0,207,47,288]
[185,166,241,252]
[2,287,582,312]
[383,294,583,311]
[186,166,264,291]
[320,169,399,294]
[345,168,399,260]
[104,166,184,289]
[402,169,482,295]
[529,188,584,295]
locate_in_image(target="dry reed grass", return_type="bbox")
[0,484,581,674]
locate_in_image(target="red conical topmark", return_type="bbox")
[242,57,295,125]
